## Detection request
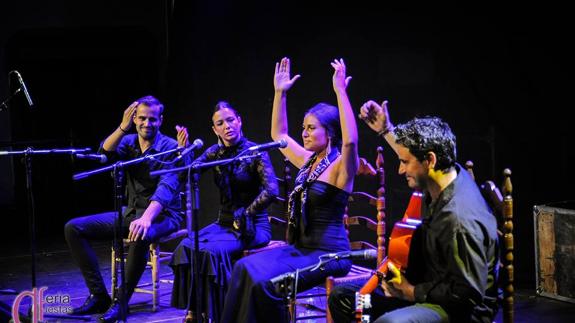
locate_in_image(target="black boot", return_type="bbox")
[99,302,129,323]
[71,294,111,315]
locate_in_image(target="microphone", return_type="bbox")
[176,138,204,160]
[13,71,34,107]
[248,139,288,152]
[75,153,108,163]
[324,249,378,261]
[270,249,377,285]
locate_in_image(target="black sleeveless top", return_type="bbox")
[295,180,351,252]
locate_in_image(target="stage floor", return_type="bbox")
[1,239,574,322]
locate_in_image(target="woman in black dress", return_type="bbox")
[220,58,359,323]
[170,101,279,322]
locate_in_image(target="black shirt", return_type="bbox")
[413,164,500,322]
[100,132,182,220]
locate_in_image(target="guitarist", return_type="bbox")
[328,100,499,323]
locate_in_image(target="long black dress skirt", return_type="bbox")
[220,244,351,322]
[170,216,271,322]
[221,181,353,323]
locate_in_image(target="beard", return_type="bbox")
[408,173,429,191]
[137,127,157,140]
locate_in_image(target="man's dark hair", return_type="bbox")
[394,116,457,172]
[136,95,164,115]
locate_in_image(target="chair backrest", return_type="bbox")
[344,147,386,265]
[242,158,293,256]
[274,158,292,206]
[465,161,514,323]
[269,158,291,225]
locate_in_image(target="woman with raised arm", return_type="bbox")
[220,58,359,323]
[170,101,279,323]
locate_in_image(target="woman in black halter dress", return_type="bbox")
[171,102,279,322]
[221,58,360,323]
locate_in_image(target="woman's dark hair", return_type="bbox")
[212,101,242,144]
[305,103,342,149]
[213,101,240,119]
[394,116,457,172]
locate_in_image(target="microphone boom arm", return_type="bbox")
[150,150,263,177]
[73,146,181,180]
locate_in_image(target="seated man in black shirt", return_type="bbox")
[64,95,182,323]
[328,100,499,323]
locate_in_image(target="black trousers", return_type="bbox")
[64,210,179,300]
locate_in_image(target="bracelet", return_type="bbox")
[378,125,394,136]
[119,126,129,133]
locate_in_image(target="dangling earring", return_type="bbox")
[217,135,224,147]
[326,137,332,156]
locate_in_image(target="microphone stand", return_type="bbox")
[0,147,92,321]
[0,70,27,112]
[0,87,22,112]
[157,151,202,323]
[73,147,181,322]
[150,151,263,323]
[270,257,336,323]
[185,157,201,323]
[270,252,361,322]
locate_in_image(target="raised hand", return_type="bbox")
[274,57,301,92]
[120,101,138,132]
[358,100,393,135]
[331,58,352,92]
[175,125,189,148]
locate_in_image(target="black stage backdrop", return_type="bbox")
[0,2,572,289]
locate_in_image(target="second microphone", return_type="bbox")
[176,138,204,160]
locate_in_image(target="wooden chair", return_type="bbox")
[465,161,514,323]
[111,193,188,312]
[110,229,188,312]
[322,147,386,322]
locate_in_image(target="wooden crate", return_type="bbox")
[534,203,575,303]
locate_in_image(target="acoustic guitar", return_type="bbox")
[359,191,423,295]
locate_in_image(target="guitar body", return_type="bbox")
[359,191,423,294]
